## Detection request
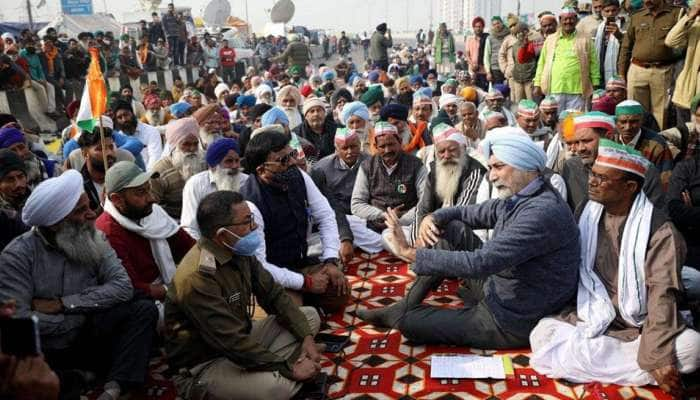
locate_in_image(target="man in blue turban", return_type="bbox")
[357,129,580,352]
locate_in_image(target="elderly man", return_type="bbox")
[0,127,55,187]
[140,93,173,133]
[379,104,414,152]
[241,130,348,312]
[150,118,206,218]
[76,127,119,214]
[614,100,673,189]
[112,100,163,170]
[294,97,337,161]
[530,140,700,398]
[405,91,434,152]
[358,130,580,349]
[437,93,461,126]
[479,89,516,126]
[340,101,372,152]
[360,85,385,124]
[351,122,427,253]
[541,97,568,173]
[277,85,303,130]
[165,191,322,400]
[97,161,194,307]
[311,128,383,265]
[562,111,665,210]
[516,100,550,145]
[0,170,157,400]
[181,138,248,240]
[534,7,601,111]
[193,104,233,149]
[0,149,29,249]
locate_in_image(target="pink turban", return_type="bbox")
[165,117,200,148]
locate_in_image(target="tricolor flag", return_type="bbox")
[75,48,107,133]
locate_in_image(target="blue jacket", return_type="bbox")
[63,131,145,170]
[414,177,580,338]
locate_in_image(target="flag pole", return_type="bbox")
[98,114,109,173]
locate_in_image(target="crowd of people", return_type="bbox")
[1,0,700,399]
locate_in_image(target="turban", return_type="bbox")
[261,107,290,127]
[0,149,25,179]
[432,123,467,146]
[480,127,546,172]
[539,95,559,111]
[377,23,388,33]
[560,110,584,141]
[439,94,461,109]
[193,104,222,124]
[143,94,161,109]
[214,83,230,98]
[416,87,433,98]
[486,89,504,100]
[606,77,627,91]
[595,139,650,178]
[277,85,302,107]
[368,70,380,83]
[1,33,13,41]
[574,112,616,133]
[360,86,384,107]
[331,88,353,109]
[507,14,520,27]
[374,121,399,139]
[517,99,540,118]
[205,138,240,167]
[560,7,578,17]
[287,64,303,76]
[22,169,84,227]
[409,75,424,86]
[460,87,477,102]
[340,101,370,125]
[302,97,327,115]
[0,128,25,149]
[494,83,510,98]
[235,95,256,108]
[472,17,485,26]
[592,95,617,116]
[254,84,273,99]
[492,16,504,24]
[380,103,409,121]
[165,117,199,148]
[413,91,433,107]
[615,100,644,117]
[334,127,359,144]
[170,101,192,118]
[300,84,313,98]
[321,69,336,82]
[443,78,458,88]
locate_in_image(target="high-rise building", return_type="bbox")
[439,0,465,33]
[464,0,502,33]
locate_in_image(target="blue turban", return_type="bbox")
[480,128,546,172]
[340,101,370,125]
[236,95,256,108]
[380,103,409,121]
[322,70,336,81]
[493,83,510,99]
[261,107,289,127]
[416,87,433,98]
[0,128,25,149]
[368,70,380,83]
[205,138,240,167]
[409,75,424,86]
[169,101,192,118]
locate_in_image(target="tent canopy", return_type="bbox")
[0,22,49,39]
[38,13,122,39]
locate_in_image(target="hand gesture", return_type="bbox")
[324,264,350,296]
[339,240,354,267]
[418,214,442,247]
[384,207,410,256]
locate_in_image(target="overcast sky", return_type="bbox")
[2,0,564,33]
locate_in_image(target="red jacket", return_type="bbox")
[219,47,236,67]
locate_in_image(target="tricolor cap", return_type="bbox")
[595,139,650,178]
[373,121,399,139]
[432,123,467,146]
[615,100,644,117]
[560,7,578,17]
[605,76,627,91]
[289,133,306,160]
[334,127,359,144]
[539,95,559,111]
[485,89,504,100]
[413,91,433,107]
[573,111,616,133]
[517,99,539,118]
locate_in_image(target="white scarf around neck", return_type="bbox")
[594,20,621,84]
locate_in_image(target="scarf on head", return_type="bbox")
[594,20,621,84]
[43,46,58,75]
[576,192,654,338]
[103,200,181,284]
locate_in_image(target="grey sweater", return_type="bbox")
[414,177,580,338]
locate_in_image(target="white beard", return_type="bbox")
[145,109,164,126]
[283,107,303,130]
[172,148,206,180]
[199,128,222,149]
[55,220,111,268]
[211,166,242,191]
[435,156,465,207]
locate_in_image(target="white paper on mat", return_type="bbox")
[430,355,506,379]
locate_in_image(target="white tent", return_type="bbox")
[38,13,122,39]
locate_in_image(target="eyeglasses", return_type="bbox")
[589,171,625,185]
[229,216,255,231]
[265,149,298,166]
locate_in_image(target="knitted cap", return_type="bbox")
[486,89,504,100]
[595,139,650,178]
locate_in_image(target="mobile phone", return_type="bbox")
[0,316,41,357]
[607,16,616,24]
[315,333,350,353]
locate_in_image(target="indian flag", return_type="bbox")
[75,48,107,133]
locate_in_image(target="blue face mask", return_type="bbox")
[222,228,262,256]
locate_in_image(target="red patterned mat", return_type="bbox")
[88,250,697,399]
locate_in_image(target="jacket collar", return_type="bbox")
[199,237,233,266]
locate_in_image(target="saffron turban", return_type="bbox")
[480,127,546,172]
[340,101,370,125]
[22,169,84,227]
[261,107,290,127]
[165,117,199,148]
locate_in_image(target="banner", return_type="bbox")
[60,0,93,15]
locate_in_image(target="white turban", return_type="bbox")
[254,84,273,99]
[22,170,85,227]
[214,83,230,99]
[1,33,13,41]
[439,94,461,109]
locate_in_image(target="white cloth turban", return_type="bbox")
[22,170,85,227]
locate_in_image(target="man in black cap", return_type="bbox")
[0,149,30,249]
[370,23,392,71]
[380,103,413,152]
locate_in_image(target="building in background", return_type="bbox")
[440,0,465,34]
[464,0,502,34]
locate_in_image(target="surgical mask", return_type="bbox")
[222,228,262,256]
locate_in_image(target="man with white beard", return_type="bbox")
[0,170,158,400]
[181,138,247,240]
[150,118,206,219]
[277,84,304,131]
[193,103,234,149]
[140,93,173,135]
[340,101,371,153]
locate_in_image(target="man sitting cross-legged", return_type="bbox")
[530,140,700,398]
[165,191,323,400]
[357,129,580,350]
